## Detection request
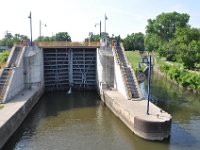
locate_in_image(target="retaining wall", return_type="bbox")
[0,87,44,149]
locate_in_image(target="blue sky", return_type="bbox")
[0,0,200,41]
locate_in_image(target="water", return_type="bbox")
[3,73,200,150]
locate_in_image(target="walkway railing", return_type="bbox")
[0,46,23,103]
[37,42,100,48]
[0,69,13,101]
[113,45,140,99]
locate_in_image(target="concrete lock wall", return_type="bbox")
[24,47,44,89]
[5,47,26,102]
[96,48,114,90]
[113,48,129,99]
[96,48,104,88]
[0,46,45,149]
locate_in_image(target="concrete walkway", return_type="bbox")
[0,89,37,127]
[103,89,172,140]
[0,87,43,149]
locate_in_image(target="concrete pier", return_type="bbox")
[0,87,44,149]
[102,90,171,140]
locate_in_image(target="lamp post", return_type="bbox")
[39,20,47,37]
[105,14,108,33]
[28,12,32,46]
[95,21,101,37]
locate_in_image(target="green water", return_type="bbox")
[3,73,200,150]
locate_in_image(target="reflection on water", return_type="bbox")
[3,72,200,150]
[140,72,200,150]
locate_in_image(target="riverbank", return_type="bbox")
[155,64,200,94]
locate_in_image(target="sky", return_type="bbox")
[0,0,200,41]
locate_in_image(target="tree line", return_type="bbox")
[0,32,72,48]
[123,12,200,70]
[1,11,199,70]
[0,33,28,48]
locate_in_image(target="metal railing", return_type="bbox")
[113,46,133,99]
[37,42,100,48]
[0,69,13,102]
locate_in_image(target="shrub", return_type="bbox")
[159,64,200,92]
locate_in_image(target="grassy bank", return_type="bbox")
[155,54,200,93]
[125,51,144,70]
[0,50,9,69]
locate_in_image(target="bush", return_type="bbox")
[0,50,9,68]
[159,64,200,92]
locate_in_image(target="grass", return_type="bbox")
[0,50,9,69]
[125,50,144,69]
[154,52,183,68]
[0,104,4,109]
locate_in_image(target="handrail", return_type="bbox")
[15,47,23,67]
[37,42,100,48]
[0,69,13,102]
[113,46,132,99]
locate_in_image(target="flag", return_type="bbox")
[28,12,31,19]
[105,14,108,20]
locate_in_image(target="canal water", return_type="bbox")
[3,73,200,150]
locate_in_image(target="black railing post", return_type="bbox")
[147,54,152,115]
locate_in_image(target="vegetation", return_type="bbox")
[84,34,100,42]
[0,103,3,109]
[144,11,200,70]
[125,50,145,74]
[0,33,29,48]
[123,11,200,92]
[35,32,71,42]
[0,50,9,68]
[123,32,144,51]
[125,51,142,68]
[159,64,200,92]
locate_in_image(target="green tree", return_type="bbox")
[134,32,144,50]
[0,33,29,47]
[85,34,100,42]
[145,11,190,55]
[123,34,134,51]
[169,27,200,69]
[35,32,71,42]
[123,32,144,51]
[55,32,71,41]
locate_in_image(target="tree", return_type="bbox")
[0,33,29,47]
[123,32,144,51]
[35,32,71,42]
[55,32,71,41]
[145,12,190,55]
[133,32,144,50]
[123,34,134,51]
[85,34,100,42]
[166,27,200,69]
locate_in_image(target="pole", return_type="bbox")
[100,21,101,37]
[39,20,41,37]
[105,15,106,33]
[28,12,33,46]
[147,54,152,115]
